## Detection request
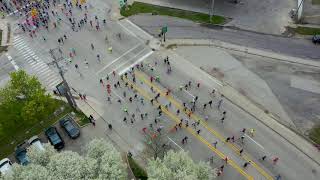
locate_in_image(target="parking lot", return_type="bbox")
[6,113,92,164]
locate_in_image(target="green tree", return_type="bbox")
[0,70,52,135]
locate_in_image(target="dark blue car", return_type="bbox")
[15,147,29,166]
[59,116,80,139]
[45,127,64,150]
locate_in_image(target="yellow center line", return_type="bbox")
[134,70,273,180]
[123,77,254,180]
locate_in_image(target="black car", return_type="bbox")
[59,116,80,139]
[15,147,29,166]
[45,127,64,150]
[312,35,320,44]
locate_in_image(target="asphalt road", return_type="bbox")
[129,15,320,60]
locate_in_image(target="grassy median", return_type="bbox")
[312,0,320,4]
[121,2,226,25]
[291,26,320,35]
[309,126,320,144]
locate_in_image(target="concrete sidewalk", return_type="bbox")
[0,19,11,47]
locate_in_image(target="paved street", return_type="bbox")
[129,15,320,60]
[1,0,320,180]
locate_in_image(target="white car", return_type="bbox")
[0,158,12,176]
[27,136,45,151]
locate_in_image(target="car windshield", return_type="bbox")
[47,128,61,144]
[65,121,75,132]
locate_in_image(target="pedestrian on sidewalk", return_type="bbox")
[261,155,267,161]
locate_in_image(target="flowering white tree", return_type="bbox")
[2,138,127,180]
[27,143,56,166]
[146,150,215,180]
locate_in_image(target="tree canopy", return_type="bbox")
[0,70,54,137]
[3,139,127,180]
[146,150,215,180]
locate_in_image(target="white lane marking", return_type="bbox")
[167,137,183,150]
[112,91,125,102]
[96,44,141,75]
[102,48,149,79]
[14,42,27,48]
[48,79,61,88]
[118,51,153,75]
[125,19,153,39]
[245,134,265,150]
[183,89,195,99]
[117,21,138,38]
[6,54,19,70]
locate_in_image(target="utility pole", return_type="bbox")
[210,0,215,22]
[49,48,77,109]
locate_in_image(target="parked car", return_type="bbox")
[15,147,29,165]
[59,117,80,139]
[45,127,64,150]
[0,158,12,176]
[312,35,320,44]
[27,135,45,151]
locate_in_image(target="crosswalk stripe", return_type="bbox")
[41,72,57,82]
[13,41,26,47]
[31,63,47,70]
[36,66,51,74]
[15,43,28,49]
[48,79,61,88]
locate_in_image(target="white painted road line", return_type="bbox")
[118,51,153,75]
[125,19,153,39]
[6,54,19,70]
[245,134,265,150]
[112,91,125,102]
[167,137,183,150]
[117,21,138,39]
[183,89,195,99]
[96,44,141,75]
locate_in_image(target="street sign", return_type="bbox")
[119,0,125,8]
[162,26,168,33]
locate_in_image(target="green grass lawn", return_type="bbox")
[121,2,226,25]
[0,100,74,159]
[309,126,320,145]
[292,26,320,35]
[312,0,320,4]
